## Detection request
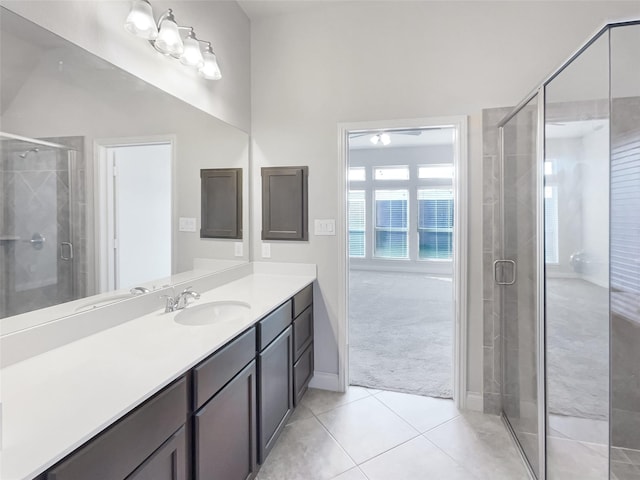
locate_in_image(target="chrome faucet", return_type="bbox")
[130,286,150,295]
[161,286,200,313]
[176,287,201,309]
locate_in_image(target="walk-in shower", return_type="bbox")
[0,132,85,319]
[495,20,640,480]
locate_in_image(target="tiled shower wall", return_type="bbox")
[0,136,86,318]
[482,107,512,414]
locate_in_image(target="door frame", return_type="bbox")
[337,116,468,409]
[94,135,176,293]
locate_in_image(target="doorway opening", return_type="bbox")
[339,117,467,407]
[95,139,173,292]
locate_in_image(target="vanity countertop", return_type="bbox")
[0,268,316,480]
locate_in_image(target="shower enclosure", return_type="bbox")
[0,133,85,319]
[496,21,640,479]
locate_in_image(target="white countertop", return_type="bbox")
[0,269,315,480]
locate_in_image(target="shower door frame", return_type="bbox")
[497,86,547,480]
[496,18,640,480]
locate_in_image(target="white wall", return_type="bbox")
[1,0,251,132]
[249,1,640,395]
[1,45,249,281]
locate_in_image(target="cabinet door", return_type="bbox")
[195,361,257,480]
[261,166,308,241]
[126,427,187,480]
[258,326,293,463]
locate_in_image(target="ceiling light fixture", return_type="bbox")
[370,133,391,146]
[124,0,221,80]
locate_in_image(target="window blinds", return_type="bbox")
[611,133,640,323]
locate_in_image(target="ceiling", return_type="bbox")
[237,0,349,20]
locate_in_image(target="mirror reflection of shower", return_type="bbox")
[0,132,87,319]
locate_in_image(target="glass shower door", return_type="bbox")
[500,94,542,477]
[0,135,75,318]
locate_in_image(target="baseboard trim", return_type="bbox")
[309,372,341,391]
[465,392,484,411]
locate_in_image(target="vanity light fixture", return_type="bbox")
[124,0,221,80]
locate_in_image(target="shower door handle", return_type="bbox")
[60,242,74,261]
[494,259,516,285]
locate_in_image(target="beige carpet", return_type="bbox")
[348,270,453,398]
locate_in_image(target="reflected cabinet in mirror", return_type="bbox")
[0,7,249,327]
[200,168,242,239]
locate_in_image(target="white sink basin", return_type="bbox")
[174,301,251,326]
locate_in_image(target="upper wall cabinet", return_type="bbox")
[261,167,308,241]
[201,168,243,239]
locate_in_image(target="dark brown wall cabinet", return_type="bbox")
[261,166,308,241]
[201,168,242,239]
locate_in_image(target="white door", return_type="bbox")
[108,143,172,290]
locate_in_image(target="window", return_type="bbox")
[374,190,408,258]
[418,189,453,260]
[545,186,559,263]
[544,160,559,264]
[374,166,410,181]
[349,167,366,182]
[418,164,454,179]
[348,190,366,257]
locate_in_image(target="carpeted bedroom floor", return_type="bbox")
[348,270,453,398]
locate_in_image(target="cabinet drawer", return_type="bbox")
[293,306,313,360]
[292,284,313,318]
[194,328,256,409]
[293,343,314,406]
[257,300,292,351]
[48,377,187,480]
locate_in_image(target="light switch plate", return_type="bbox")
[179,217,197,232]
[314,219,336,236]
[261,243,271,258]
[234,242,243,257]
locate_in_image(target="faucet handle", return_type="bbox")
[160,294,176,313]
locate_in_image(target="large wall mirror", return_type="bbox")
[0,7,250,328]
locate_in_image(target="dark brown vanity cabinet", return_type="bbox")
[257,303,294,464]
[40,284,314,480]
[292,285,314,406]
[193,329,258,480]
[47,377,188,480]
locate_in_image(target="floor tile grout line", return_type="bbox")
[312,395,425,469]
[367,392,423,435]
[421,434,485,480]
[311,404,365,472]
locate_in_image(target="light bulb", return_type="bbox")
[380,133,391,145]
[199,46,222,80]
[154,11,183,55]
[124,0,158,40]
[370,135,380,145]
[180,31,204,67]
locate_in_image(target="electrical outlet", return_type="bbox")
[261,243,271,258]
[234,242,243,257]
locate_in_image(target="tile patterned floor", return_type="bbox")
[257,387,530,480]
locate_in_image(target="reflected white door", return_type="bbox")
[108,143,171,290]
